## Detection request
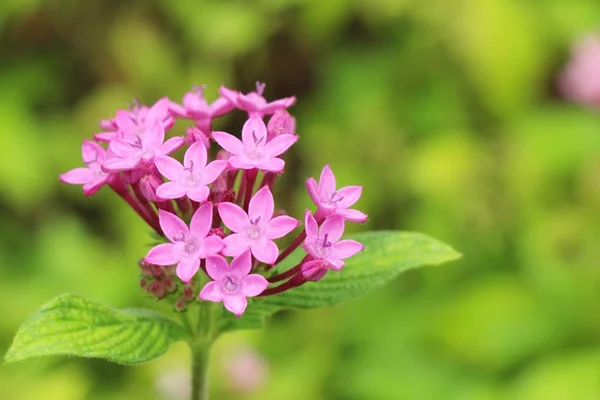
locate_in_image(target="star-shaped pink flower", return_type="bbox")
[218,186,299,264]
[212,115,297,173]
[169,86,235,120]
[144,204,224,283]
[220,82,295,117]
[154,142,228,202]
[60,140,110,196]
[301,211,364,281]
[306,165,368,223]
[102,121,184,173]
[199,251,269,317]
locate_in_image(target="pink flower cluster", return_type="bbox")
[61,82,367,317]
[560,33,600,109]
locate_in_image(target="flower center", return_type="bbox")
[221,275,241,294]
[174,232,201,256]
[245,217,262,240]
[314,234,332,257]
[329,191,344,205]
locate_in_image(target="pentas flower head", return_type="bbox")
[145,204,224,283]
[200,251,269,317]
[60,83,368,317]
[213,115,297,172]
[154,142,227,202]
[60,140,110,196]
[307,165,367,223]
[218,186,299,264]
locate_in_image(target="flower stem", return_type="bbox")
[191,344,210,400]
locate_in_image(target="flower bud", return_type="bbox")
[164,277,177,293]
[138,259,153,275]
[122,168,145,185]
[186,126,211,148]
[139,172,164,202]
[140,278,148,289]
[182,286,195,302]
[209,227,226,239]
[267,109,295,141]
[174,299,187,312]
[147,281,166,299]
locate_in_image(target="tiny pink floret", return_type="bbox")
[60,140,110,196]
[199,251,269,317]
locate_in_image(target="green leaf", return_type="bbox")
[223,230,461,331]
[4,294,187,365]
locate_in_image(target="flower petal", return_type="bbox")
[338,208,368,223]
[325,257,344,271]
[333,239,364,259]
[242,274,269,297]
[142,121,165,149]
[223,295,248,317]
[256,158,284,173]
[229,156,259,170]
[265,216,298,239]
[222,233,251,257]
[199,281,225,302]
[60,168,93,185]
[202,160,228,184]
[176,257,201,284]
[319,165,336,198]
[160,136,185,156]
[248,186,274,222]
[154,156,184,181]
[212,131,244,155]
[301,260,328,281]
[304,211,319,238]
[81,140,106,163]
[251,239,278,265]
[205,255,229,281]
[241,115,267,146]
[261,96,296,114]
[320,215,345,243]
[102,157,137,172]
[145,243,180,265]
[201,235,225,257]
[264,134,298,157]
[190,202,213,238]
[230,250,252,278]
[184,142,208,169]
[336,185,363,209]
[210,96,235,117]
[187,185,210,203]
[156,181,187,200]
[158,209,189,242]
[218,202,249,233]
[306,178,321,205]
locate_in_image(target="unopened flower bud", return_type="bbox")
[164,264,176,276]
[150,264,165,278]
[174,299,187,312]
[186,126,211,148]
[139,173,164,202]
[209,227,226,239]
[147,281,166,299]
[138,259,153,275]
[140,278,148,289]
[267,109,295,141]
[122,169,145,185]
[164,277,177,293]
[100,119,117,131]
[182,286,195,302]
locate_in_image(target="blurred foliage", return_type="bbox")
[1,0,600,399]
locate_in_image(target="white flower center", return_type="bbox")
[314,234,332,257]
[221,275,241,294]
[246,217,262,240]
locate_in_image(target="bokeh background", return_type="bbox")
[2,0,600,399]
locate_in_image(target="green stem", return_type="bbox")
[191,344,210,400]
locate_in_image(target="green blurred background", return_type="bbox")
[2,0,600,399]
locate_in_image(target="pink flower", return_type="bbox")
[170,86,235,120]
[218,186,299,264]
[212,115,297,172]
[60,140,110,196]
[306,165,368,223]
[220,82,295,117]
[199,251,269,316]
[102,121,184,173]
[560,34,600,108]
[301,212,363,280]
[145,204,224,283]
[154,142,228,202]
[267,109,296,141]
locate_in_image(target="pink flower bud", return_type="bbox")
[267,109,296,141]
[147,281,166,299]
[174,299,187,312]
[139,173,164,202]
[164,277,177,293]
[138,259,153,275]
[186,126,211,148]
[140,278,148,289]
[182,286,195,302]
[122,169,145,185]
[208,227,226,239]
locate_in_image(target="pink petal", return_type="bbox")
[102,157,137,172]
[184,142,208,169]
[212,131,244,156]
[158,209,189,242]
[333,240,364,259]
[229,156,259,170]
[241,115,268,146]
[319,165,337,198]
[109,140,134,158]
[264,134,298,157]
[304,211,319,238]
[176,257,201,284]
[168,101,187,117]
[223,295,248,317]
[160,136,185,156]
[154,155,184,181]
[114,110,136,133]
[339,208,368,223]
[301,260,328,281]
[94,131,119,142]
[190,202,213,238]
[218,203,249,233]
[187,185,210,203]
[148,97,171,121]
[201,235,225,257]
[82,179,107,196]
[222,233,251,257]
[145,243,180,265]
[325,257,344,271]
[251,239,278,265]
[202,160,228,184]
[210,96,235,117]
[199,281,225,302]
[219,85,239,105]
[60,168,93,185]
[265,216,298,239]
[242,274,269,297]
[143,122,165,149]
[81,141,106,163]
[229,250,252,278]
[256,157,284,173]
[337,185,363,209]
[205,255,229,281]
[320,215,345,243]
[306,178,321,205]
[156,181,187,200]
[261,96,296,114]
[248,186,274,222]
